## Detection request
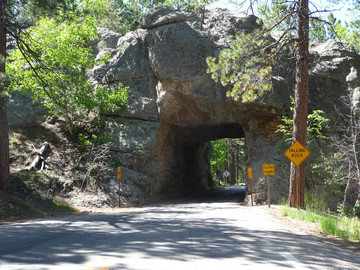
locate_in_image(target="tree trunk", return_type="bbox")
[343,162,358,209]
[289,0,309,208]
[350,92,360,212]
[0,0,9,191]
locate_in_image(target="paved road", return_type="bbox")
[0,187,360,269]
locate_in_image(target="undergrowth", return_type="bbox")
[0,171,77,221]
[280,199,360,241]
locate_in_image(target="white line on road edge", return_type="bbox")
[279,252,311,270]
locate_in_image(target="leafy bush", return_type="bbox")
[8,7,128,135]
[210,139,228,178]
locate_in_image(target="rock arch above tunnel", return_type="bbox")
[86,7,360,206]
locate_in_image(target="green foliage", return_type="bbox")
[277,97,330,142]
[210,138,245,187]
[98,0,214,35]
[338,202,360,217]
[9,0,77,25]
[304,190,327,212]
[309,13,346,43]
[210,139,228,177]
[343,19,360,52]
[307,110,330,140]
[311,151,346,188]
[164,0,212,11]
[97,0,147,34]
[7,10,128,134]
[281,205,360,241]
[0,170,77,219]
[0,73,10,99]
[337,202,347,216]
[278,196,288,205]
[256,0,360,51]
[308,7,360,52]
[96,52,112,65]
[78,132,112,148]
[310,8,360,52]
[281,206,318,222]
[207,28,274,102]
[257,0,294,33]
[38,197,77,213]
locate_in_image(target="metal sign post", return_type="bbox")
[267,176,270,207]
[263,164,275,207]
[223,170,230,184]
[117,167,121,207]
[248,167,253,206]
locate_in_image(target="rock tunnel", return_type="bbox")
[124,7,291,203]
[153,81,287,202]
[157,122,245,195]
[88,7,360,206]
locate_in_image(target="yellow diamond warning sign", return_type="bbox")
[284,140,310,166]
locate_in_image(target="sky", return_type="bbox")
[207,0,354,23]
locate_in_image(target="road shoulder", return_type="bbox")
[265,204,360,255]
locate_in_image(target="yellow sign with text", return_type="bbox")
[284,140,310,167]
[117,167,121,180]
[263,164,274,176]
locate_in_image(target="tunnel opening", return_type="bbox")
[210,138,246,189]
[157,122,246,199]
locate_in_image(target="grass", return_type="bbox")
[38,197,77,213]
[0,171,79,222]
[0,196,77,221]
[281,205,360,241]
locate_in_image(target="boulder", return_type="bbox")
[7,92,47,127]
[140,6,187,29]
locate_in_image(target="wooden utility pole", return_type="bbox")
[289,0,309,208]
[0,0,9,190]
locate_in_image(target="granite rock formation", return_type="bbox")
[9,7,360,206]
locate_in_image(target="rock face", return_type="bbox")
[89,7,360,206]
[89,8,285,205]
[9,7,360,206]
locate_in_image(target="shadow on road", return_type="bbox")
[1,185,360,270]
[0,199,359,269]
[186,186,246,203]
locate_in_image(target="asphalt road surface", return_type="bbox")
[0,187,360,270]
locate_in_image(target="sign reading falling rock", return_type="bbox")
[284,140,310,167]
